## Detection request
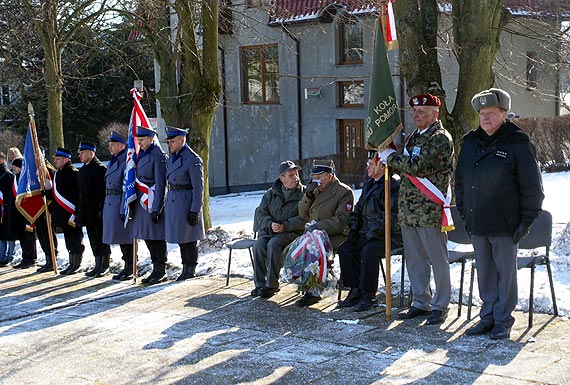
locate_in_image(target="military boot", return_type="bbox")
[59,254,76,275]
[95,255,110,277]
[144,263,166,285]
[176,264,196,281]
[64,253,83,275]
[85,256,102,277]
[36,262,54,273]
[112,261,134,281]
[141,263,159,284]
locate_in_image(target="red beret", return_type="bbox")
[409,94,441,107]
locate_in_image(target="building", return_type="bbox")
[208,0,570,193]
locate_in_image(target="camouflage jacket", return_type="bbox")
[387,120,454,227]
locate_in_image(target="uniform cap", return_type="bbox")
[165,126,189,140]
[310,160,335,175]
[135,126,157,138]
[54,147,72,159]
[78,141,96,153]
[108,131,127,145]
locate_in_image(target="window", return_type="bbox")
[0,85,10,106]
[338,18,363,65]
[526,51,537,90]
[338,81,364,108]
[241,44,280,104]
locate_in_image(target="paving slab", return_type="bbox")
[0,267,569,384]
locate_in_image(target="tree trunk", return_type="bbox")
[44,41,65,155]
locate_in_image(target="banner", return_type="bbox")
[15,126,45,223]
[366,17,401,149]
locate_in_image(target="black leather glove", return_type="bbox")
[151,211,160,224]
[305,181,319,198]
[513,222,531,244]
[348,229,359,244]
[187,211,199,226]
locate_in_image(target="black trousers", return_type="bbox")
[338,236,386,294]
[85,222,111,257]
[62,225,85,256]
[180,242,198,266]
[19,230,37,263]
[120,243,135,263]
[144,239,167,264]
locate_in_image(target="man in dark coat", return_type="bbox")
[102,132,137,281]
[132,126,168,285]
[46,147,85,275]
[337,154,403,311]
[456,88,544,340]
[77,142,111,277]
[252,160,306,298]
[0,152,15,267]
[164,127,206,281]
[297,160,354,306]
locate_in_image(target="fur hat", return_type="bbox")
[409,94,441,107]
[471,88,511,112]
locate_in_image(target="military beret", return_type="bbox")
[409,94,441,107]
[471,88,511,112]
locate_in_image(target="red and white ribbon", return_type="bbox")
[385,0,397,43]
[402,133,454,232]
[53,171,76,227]
[135,177,155,213]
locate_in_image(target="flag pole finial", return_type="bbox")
[28,102,34,117]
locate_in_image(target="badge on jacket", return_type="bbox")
[346,203,353,211]
[412,146,421,158]
[495,150,507,159]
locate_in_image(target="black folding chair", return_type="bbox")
[447,206,475,317]
[225,211,259,286]
[467,210,558,328]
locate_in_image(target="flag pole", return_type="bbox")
[384,165,392,319]
[131,80,144,284]
[28,103,58,274]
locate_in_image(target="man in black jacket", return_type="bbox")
[47,147,85,275]
[337,153,402,311]
[455,88,544,340]
[77,142,111,277]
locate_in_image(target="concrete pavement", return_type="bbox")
[0,267,569,385]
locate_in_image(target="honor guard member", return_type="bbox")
[77,142,111,277]
[45,147,85,274]
[164,126,206,281]
[379,94,454,325]
[103,132,137,281]
[456,88,544,339]
[35,151,60,273]
[0,152,15,267]
[133,126,168,285]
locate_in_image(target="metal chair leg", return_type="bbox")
[226,249,232,286]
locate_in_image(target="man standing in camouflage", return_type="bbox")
[379,94,454,325]
[164,127,205,281]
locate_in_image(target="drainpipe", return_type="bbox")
[218,45,230,194]
[281,26,303,162]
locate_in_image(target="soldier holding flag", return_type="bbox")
[379,94,454,325]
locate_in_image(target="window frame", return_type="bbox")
[338,80,365,108]
[338,17,364,65]
[241,44,280,105]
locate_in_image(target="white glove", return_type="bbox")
[378,148,396,164]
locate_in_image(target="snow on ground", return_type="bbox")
[12,172,570,317]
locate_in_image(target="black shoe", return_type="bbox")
[251,287,262,297]
[176,264,196,281]
[112,267,133,281]
[426,309,448,325]
[85,256,102,277]
[465,322,494,336]
[337,288,362,308]
[295,293,321,307]
[13,260,36,269]
[490,324,511,340]
[36,264,54,273]
[259,287,280,298]
[354,293,378,312]
[142,263,166,285]
[0,259,12,267]
[397,306,431,320]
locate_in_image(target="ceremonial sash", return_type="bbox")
[402,131,454,232]
[135,177,155,213]
[52,171,76,227]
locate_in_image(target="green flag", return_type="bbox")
[366,18,401,149]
